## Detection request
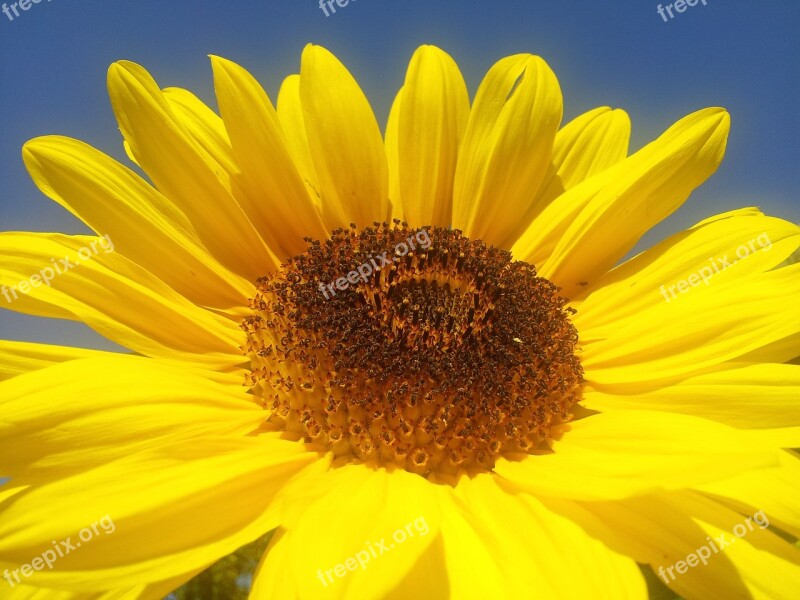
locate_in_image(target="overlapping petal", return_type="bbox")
[299,44,389,228]
[252,465,441,599]
[495,411,800,501]
[453,53,562,248]
[0,340,113,382]
[696,451,800,539]
[211,56,328,256]
[21,136,254,312]
[442,474,646,598]
[580,491,800,599]
[0,233,244,369]
[0,435,317,591]
[580,263,800,385]
[581,362,800,429]
[388,45,469,227]
[0,356,265,484]
[513,108,730,296]
[505,106,631,250]
[107,60,278,278]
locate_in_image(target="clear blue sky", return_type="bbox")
[1,0,798,350]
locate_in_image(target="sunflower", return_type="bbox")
[1,43,798,600]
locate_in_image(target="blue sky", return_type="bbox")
[1,0,798,349]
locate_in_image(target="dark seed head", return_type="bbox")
[243,223,583,478]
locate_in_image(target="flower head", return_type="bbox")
[0,44,798,599]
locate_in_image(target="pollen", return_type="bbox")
[242,222,583,478]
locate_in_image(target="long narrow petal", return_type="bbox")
[444,474,646,598]
[211,56,328,256]
[0,437,318,591]
[161,87,240,176]
[513,108,729,296]
[253,465,441,599]
[0,233,244,369]
[276,74,321,208]
[452,54,562,247]
[546,107,631,193]
[509,106,630,251]
[107,61,277,279]
[0,340,114,382]
[21,136,254,312]
[696,451,800,540]
[299,45,389,228]
[495,411,799,501]
[394,45,469,227]
[580,263,800,385]
[384,89,404,222]
[738,331,800,364]
[582,362,800,429]
[580,491,800,599]
[0,356,265,484]
[572,208,800,329]
[7,571,199,599]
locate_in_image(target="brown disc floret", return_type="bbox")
[242,222,583,478]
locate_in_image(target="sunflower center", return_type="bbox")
[242,223,583,478]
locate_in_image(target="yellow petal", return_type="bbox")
[299,45,389,228]
[0,436,317,591]
[381,535,449,600]
[211,56,328,256]
[276,74,321,208]
[4,583,81,598]
[21,136,254,312]
[583,491,800,600]
[582,362,800,429]
[395,45,469,227]
[0,340,113,381]
[495,411,797,501]
[547,107,631,191]
[429,488,506,598]
[6,571,198,599]
[255,465,441,599]
[249,530,298,600]
[445,473,646,598]
[581,262,800,385]
[0,356,265,484]
[0,233,244,369]
[0,484,27,504]
[107,60,277,279]
[696,451,800,539]
[515,108,730,296]
[573,208,800,329]
[738,331,800,364]
[510,106,630,255]
[384,88,404,223]
[162,86,240,176]
[453,53,562,247]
